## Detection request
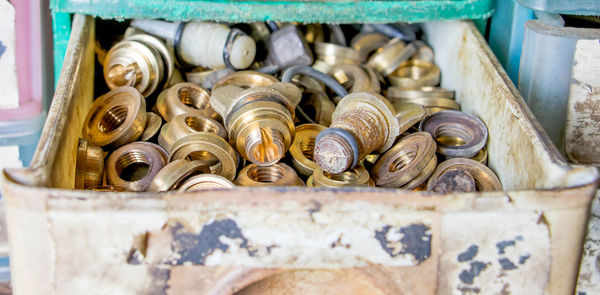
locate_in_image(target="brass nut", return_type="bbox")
[330,64,381,94]
[366,39,417,76]
[158,113,227,152]
[82,86,147,148]
[314,92,401,174]
[372,132,437,188]
[309,165,372,188]
[236,163,304,186]
[211,82,301,166]
[139,112,163,141]
[350,32,390,63]
[148,160,210,192]
[427,158,502,192]
[290,124,326,177]
[75,138,105,189]
[106,142,168,191]
[212,70,278,90]
[419,110,488,158]
[156,82,218,121]
[389,60,441,88]
[177,174,236,191]
[169,133,238,181]
[429,168,476,193]
[298,89,334,126]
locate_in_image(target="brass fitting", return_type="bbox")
[428,168,476,193]
[82,86,147,148]
[419,110,488,158]
[158,113,227,152]
[211,82,301,166]
[106,142,168,191]
[289,124,326,177]
[139,112,162,141]
[387,86,455,100]
[297,89,334,126]
[235,163,304,187]
[366,39,417,76]
[471,146,488,165]
[314,92,401,174]
[313,42,360,73]
[389,60,441,88]
[308,165,373,188]
[89,185,126,192]
[169,133,238,181]
[372,132,437,189]
[350,32,390,63]
[412,40,435,63]
[156,82,218,121]
[212,70,278,90]
[330,64,381,94]
[427,158,502,192]
[390,102,427,134]
[148,160,210,192]
[177,174,236,191]
[125,33,176,90]
[75,138,104,189]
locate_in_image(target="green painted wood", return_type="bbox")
[50,0,494,24]
[52,12,71,87]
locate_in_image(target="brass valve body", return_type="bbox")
[211,82,301,166]
[314,92,400,174]
[236,163,304,187]
[156,82,218,121]
[158,113,227,153]
[429,168,476,193]
[106,142,168,191]
[350,32,390,63]
[75,138,105,189]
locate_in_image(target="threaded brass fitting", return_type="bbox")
[289,124,326,177]
[314,92,401,174]
[148,159,210,192]
[177,174,236,191]
[169,133,238,181]
[158,113,226,152]
[156,82,218,121]
[211,82,301,166]
[75,138,105,189]
[235,163,304,187]
[106,142,168,191]
[308,165,373,188]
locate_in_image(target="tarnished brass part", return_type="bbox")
[314,92,401,174]
[75,138,104,189]
[391,102,427,134]
[156,82,218,121]
[158,113,227,152]
[211,82,301,166]
[401,155,437,190]
[387,86,455,100]
[393,97,460,114]
[212,71,278,90]
[471,146,488,165]
[169,133,238,181]
[362,154,380,171]
[82,86,147,148]
[290,124,326,177]
[140,112,162,141]
[314,42,360,66]
[310,165,372,188]
[235,163,304,186]
[427,158,502,192]
[350,32,390,63]
[372,132,437,188]
[303,24,325,44]
[291,75,325,92]
[429,168,476,193]
[389,60,441,88]
[419,110,488,158]
[312,60,334,74]
[106,142,168,191]
[366,39,417,76]
[89,185,126,192]
[177,174,236,191]
[298,89,334,126]
[125,33,175,90]
[330,64,380,94]
[104,38,164,97]
[148,160,210,192]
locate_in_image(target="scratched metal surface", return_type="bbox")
[2,15,598,295]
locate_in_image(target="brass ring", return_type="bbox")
[298,89,334,126]
[235,163,304,186]
[156,82,218,121]
[330,64,380,93]
[290,124,326,177]
[366,39,417,76]
[315,42,360,64]
[169,132,238,181]
[139,112,163,141]
[389,60,441,88]
[310,165,372,188]
[177,174,236,191]
[158,113,227,152]
[419,110,488,158]
[350,32,390,63]
[82,86,147,148]
[148,160,210,192]
[212,70,278,90]
[75,138,104,189]
[106,142,168,191]
[387,86,455,100]
[427,158,502,192]
[391,102,427,134]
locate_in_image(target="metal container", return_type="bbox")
[2,15,597,295]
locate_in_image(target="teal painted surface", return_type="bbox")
[50,0,493,23]
[52,12,71,87]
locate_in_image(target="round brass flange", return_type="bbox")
[290,124,326,177]
[367,39,417,76]
[178,174,236,191]
[330,64,380,94]
[389,60,441,88]
[139,112,163,141]
[315,42,360,66]
[75,138,104,189]
[429,168,476,193]
[427,158,502,192]
[158,113,227,152]
[310,165,372,188]
[106,142,168,191]
[156,82,218,121]
[236,163,304,187]
[419,110,488,158]
[148,159,210,192]
[350,32,390,63]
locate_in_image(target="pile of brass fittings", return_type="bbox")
[75,21,502,193]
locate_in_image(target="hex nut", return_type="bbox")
[75,138,105,189]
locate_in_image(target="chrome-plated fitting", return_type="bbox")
[158,113,227,152]
[309,165,373,188]
[427,158,502,192]
[106,142,168,191]
[82,86,147,148]
[156,82,218,121]
[75,138,104,189]
[211,82,301,166]
[148,159,210,192]
[139,112,163,141]
[169,133,238,181]
[235,163,304,187]
[419,110,488,158]
[289,124,326,177]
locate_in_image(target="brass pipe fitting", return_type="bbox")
[148,160,210,192]
[330,64,381,94]
[125,33,176,90]
[297,89,334,126]
[106,142,168,191]
[366,39,417,76]
[169,133,238,181]
[392,96,460,115]
[372,132,437,188]
[212,70,278,90]
[211,82,301,166]
[314,42,360,66]
[314,92,401,174]
[419,110,488,158]
[427,158,502,192]
[309,165,372,188]
[158,113,227,152]
[428,168,476,193]
[350,32,390,63]
[391,102,427,134]
[389,60,441,88]
[156,82,218,121]
[139,112,162,141]
[289,124,326,177]
[177,174,236,191]
[75,138,104,189]
[82,86,147,148]
[236,163,304,186]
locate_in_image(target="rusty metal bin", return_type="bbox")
[2,15,597,295]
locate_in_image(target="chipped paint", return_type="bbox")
[374,224,432,264]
